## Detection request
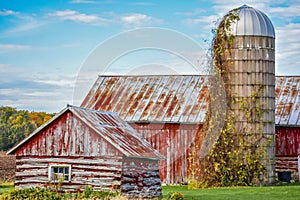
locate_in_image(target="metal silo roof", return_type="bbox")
[230,5,275,38]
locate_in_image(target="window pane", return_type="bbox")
[50,166,70,182]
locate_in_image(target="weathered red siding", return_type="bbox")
[276,127,300,157]
[15,155,122,190]
[130,123,202,184]
[276,127,300,179]
[15,111,122,157]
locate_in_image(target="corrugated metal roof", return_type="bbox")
[8,105,163,159]
[275,76,300,126]
[82,75,300,126]
[81,75,210,124]
[230,5,275,38]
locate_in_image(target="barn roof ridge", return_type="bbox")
[66,104,117,115]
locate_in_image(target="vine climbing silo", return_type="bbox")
[215,5,276,185]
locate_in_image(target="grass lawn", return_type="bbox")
[0,182,14,194]
[1,182,300,199]
[162,183,300,200]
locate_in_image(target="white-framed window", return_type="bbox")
[48,165,71,182]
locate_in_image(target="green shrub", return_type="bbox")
[166,191,184,200]
[0,186,120,200]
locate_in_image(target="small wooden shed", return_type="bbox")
[7,105,164,198]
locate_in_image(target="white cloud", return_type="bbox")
[0,63,10,70]
[0,44,31,53]
[0,9,18,16]
[275,23,300,74]
[0,15,45,38]
[34,78,75,87]
[175,8,206,16]
[48,10,107,24]
[184,15,219,33]
[0,69,76,112]
[269,6,300,17]
[211,0,271,13]
[0,87,72,112]
[185,15,219,25]
[120,13,163,27]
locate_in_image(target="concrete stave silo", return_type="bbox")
[218,4,276,185]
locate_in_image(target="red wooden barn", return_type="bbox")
[81,75,300,184]
[7,105,164,198]
[275,76,300,179]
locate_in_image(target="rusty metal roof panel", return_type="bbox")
[68,106,163,159]
[141,76,170,122]
[131,76,166,122]
[81,75,210,124]
[82,75,300,126]
[275,76,300,126]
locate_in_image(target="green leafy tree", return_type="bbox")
[0,106,54,151]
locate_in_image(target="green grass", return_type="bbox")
[162,183,300,200]
[1,182,300,199]
[0,182,14,194]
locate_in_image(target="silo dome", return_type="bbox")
[230,4,275,38]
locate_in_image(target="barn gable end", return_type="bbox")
[11,110,122,157]
[8,106,163,198]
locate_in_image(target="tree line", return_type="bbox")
[0,106,55,152]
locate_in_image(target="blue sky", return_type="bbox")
[0,0,299,112]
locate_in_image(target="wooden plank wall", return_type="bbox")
[130,123,202,184]
[15,156,122,191]
[276,127,300,157]
[15,111,122,157]
[276,127,300,180]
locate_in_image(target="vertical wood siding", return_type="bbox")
[276,127,300,157]
[15,111,122,157]
[276,127,300,179]
[130,123,202,184]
